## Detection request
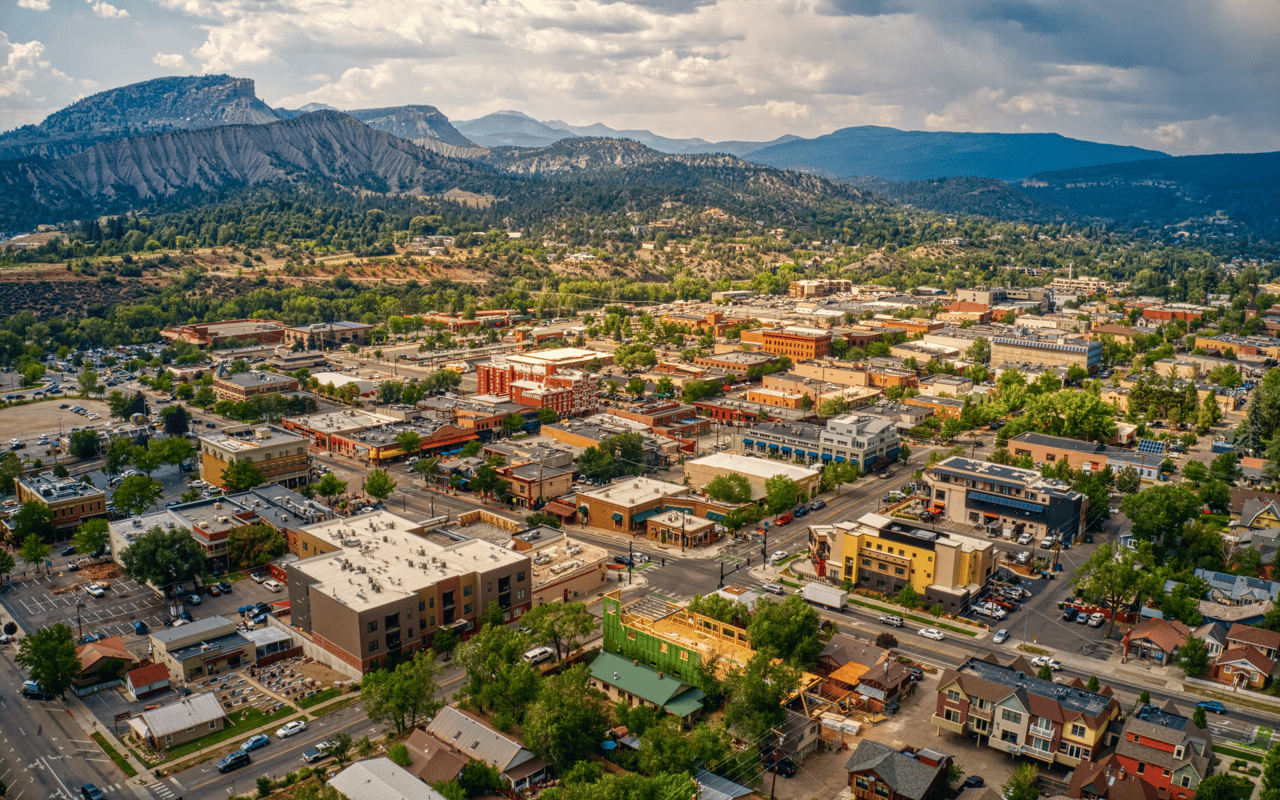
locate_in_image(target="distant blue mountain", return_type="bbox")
[742,125,1169,181]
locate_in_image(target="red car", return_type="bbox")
[776,512,793,525]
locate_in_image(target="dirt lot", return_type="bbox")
[0,397,112,441]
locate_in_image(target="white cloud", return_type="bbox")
[17,0,52,11]
[87,0,129,18]
[0,32,77,128]
[152,52,189,70]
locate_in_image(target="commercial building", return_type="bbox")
[1008,432,1164,481]
[923,456,1088,542]
[606,401,710,439]
[924,326,1103,372]
[476,348,607,417]
[283,321,373,349]
[282,409,405,451]
[574,478,736,547]
[790,279,854,298]
[684,452,820,501]
[326,419,477,466]
[761,326,834,360]
[509,370,600,417]
[498,463,574,508]
[904,395,967,420]
[737,414,901,472]
[693,350,780,375]
[1193,334,1280,360]
[761,373,881,408]
[13,473,108,534]
[126,693,226,751]
[808,513,997,609]
[149,616,255,682]
[198,425,310,490]
[286,512,531,674]
[161,319,287,348]
[211,367,300,402]
[932,655,1121,768]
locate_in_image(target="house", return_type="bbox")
[327,758,449,800]
[1212,647,1274,689]
[425,706,547,790]
[1069,753,1160,800]
[1194,569,1280,606]
[1124,619,1191,665]
[1225,623,1280,660]
[1110,703,1213,800]
[815,634,912,713]
[1195,600,1273,628]
[781,708,824,761]
[125,692,226,750]
[403,728,469,785]
[845,740,951,800]
[588,651,706,724]
[125,663,171,701]
[1191,622,1229,659]
[695,769,756,800]
[76,635,134,679]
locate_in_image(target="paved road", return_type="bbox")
[0,650,129,800]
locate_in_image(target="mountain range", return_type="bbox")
[2,73,1277,239]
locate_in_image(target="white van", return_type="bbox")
[522,646,555,665]
[263,579,284,593]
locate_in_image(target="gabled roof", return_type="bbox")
[1216,646,1275,674]
[404,729,468,785]
[126,663,170,688]
[1126,618,1191,654]
[425,706,536,775]
[327,758,448,800]
[1226,623,1280,652]
[1069,753,1160,800]
[844,740,947,800]
[589,652,705,715]
[134,692,224,737]
[820,634,890,669]
[76,635,133,674]
[1195,569,1280,604]
[1230,488,1280,515]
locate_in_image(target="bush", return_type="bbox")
[388,743,411,767]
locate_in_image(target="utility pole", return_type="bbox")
[769,727,786,800]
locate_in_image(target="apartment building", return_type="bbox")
[737,414,901,472]
[14,473,108,533]
[923,456,1088,542]
[933,656,1121,768]
[198,425,310,490]
[286,512,531,674]
[211,368,300,402]
[808,513,997,609]
[476,348,608,394]
[761,326,835,360]
[1111,704,1213,800]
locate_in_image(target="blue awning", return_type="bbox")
[611,512,624,522]
[834,455,846,463]
[821,453,833,461]
[742,439,754,447]
[780,446,792,453]
[705,511,725,521]
[768,443,779,450]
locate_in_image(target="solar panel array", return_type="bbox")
[1136,439,1167,454]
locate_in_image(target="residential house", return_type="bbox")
[1191,622,1229,659]
[588,651,706,725]
[425,707,547,790]
[1124,619,1191,665]
[816,634,911,714]
[76,635,135,685]
[1110,703,1213,800]
[327,758,449,800]
[1225,624,1280,660]
[1069,753,1161,800]
[126,692,226,750]
[1194,569,1280,606]
[403,728,469,786]
[932,655,1121,768]
[125,663,171,701]
[845,740,951,800]
[1212,647,1274,689]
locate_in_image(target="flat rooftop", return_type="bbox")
[217,371,298,388]
[19,473,105,500]
[284,409,399,434]
[294,512,527,610]
[687,452,817,481]
[577,477,688,508]
[506,347,606,365]
[700,351,775,365]
[200,425,304,452]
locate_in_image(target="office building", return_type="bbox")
[14,473,108,533]
[198,425,310,490]
[737,414,900,472]
[923,456,1088,542]
[761,326,834,360]
[211,367,300,402]
[283,321,373,349]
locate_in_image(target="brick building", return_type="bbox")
[762,326,834,360]
[160,319,286,347]
[211,367,300,402]
[14,473,108,534]
[198,425,310,490]
[476,348,607,417]
[1110,704,1213,800]
[282,321,372,350]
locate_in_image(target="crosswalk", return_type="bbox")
[149,777,184,799]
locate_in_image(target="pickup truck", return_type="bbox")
[302,741,336,763]
[775,512,793,525]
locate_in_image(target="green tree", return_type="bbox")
[747,593,823,668]
[1002,764,1040,800]
[704,473,752,504]
[361,649,445,734]
[519,602,596,660]
[160,404,190,436]
[1072,542,1142,637]
[1114,465,1141,493]
[536,407,559,425]
[315,472,347,505]
[1120,485,1200,550]
[818,396,850,417]
[1086,675,1100,692]
[625,377,646,398]
[11,502,54,545]
[724,651,799,742]
[1260,742,1280,800]
[1176,636,1210,677]
[78,370,100,397]
[363,468,397,501]
[523,664,609,767]
[149,436,194,469]
[1193,775,1254,800]
[221,459,267,492]
[455,623,542,721]
[19,532,51,574]
[898,443,911,464]
[1209,452,1242,484]
[1192,706,1208,729]
[0,451,21,496]
[1037,664,1053,680]
[103,438,133,478]
[897,584,921,608]
[68,429,100,459]
[327,732,354,768]
[967,336,991,365]
[459,440,483,457]
[119,525,206,587]
[226,524,286,569]
[72,518,111,555]
[112,475,163,516]
[394,430,421,458]
[15,623,80,697]
[687,593,750,625]
[764,474,799,515]
[502,413,526,436]
[0,549,14,584]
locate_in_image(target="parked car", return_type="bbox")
[878,615,904,628]
[1031,656,1062,671]
[263,579,283,593]
[207,585,221,596]
[61,545,77,557]
[769,550,788,565]
[809,499,826,510]
[215,580,232,594]
[918,627,945,641]
[241,734,270,752]
[992,628,1009,644]
[186,593,202,606]
[217,751,251,773]
[962,776,986,789]
[763,757,796,778]
[1196,700,1227,715]
[613,555,633,567]
[1062,607,1078,622]
[132,621,149,636]
[276,720,307,739]
[84,583,106,598]
[1088,612,1106,628]
[21,680,53,700]
[775,512,793,525]
[792,505,809,518]
[1076,611,1091,625]
[80,784,106,800]
[303,741,336,763]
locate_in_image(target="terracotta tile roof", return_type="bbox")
[1226,623,1280,652]
[1126,618,1191,654]
[126,663,170,687]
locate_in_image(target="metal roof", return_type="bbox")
[425,707,536,774]
[327,758,449,800]
[135,692,224,738]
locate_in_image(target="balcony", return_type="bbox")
[1029,723,1055,738]
[931,713,964,734]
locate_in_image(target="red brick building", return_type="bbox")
[476,348,607,417]
[761,326,834,360]
[1110,704,1213,800]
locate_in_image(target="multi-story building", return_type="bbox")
[761,326,834,360]
[933,655,1121,768]
[693,350,780,375]
[684,453,819,501]
[607,401,710,439]
[659,310,735,335]
[161,319,287,347]
[476,348,608,417]
[198,425,310,490]
[509,370,600,417]
[498,463,574,508]
[13,473,108,534]
[923,456,1088,542]
[327,419,478,466]
[1142,305,1207,324]
[905,395,967,420]
[1008,432,1164,481]
[845,741,952,800]
[924,326,1103,372]
[761,372,881,408]
[575,478,737,547]
[737,414,901,471]
[872,316,945,335]
[282,321,372,350]
[1111,704,1213,800]
[286,511,531,674]
[1193,334,1280,360]
[790,279,853,298]
[211,368,300,402]
[808,513,997,608]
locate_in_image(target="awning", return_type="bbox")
[768,443,779,450]
[631,508,662,524]
[611,512,623,522]
[821,453,833,461]
[742,439,754,447]
[780,446,792,453]
[705,511,726,521]
[834,455,846,463]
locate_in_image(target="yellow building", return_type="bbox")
[808,512,996,611]
[198,425,310,490]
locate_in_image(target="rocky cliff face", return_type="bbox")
[0,111,504,225]
[0,75,283,161]
[348,105,477,148]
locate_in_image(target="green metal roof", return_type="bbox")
[631,508,663,524]
[589,652,704,712]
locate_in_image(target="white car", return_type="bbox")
[84,583,106,598]
[1031,656,1062,671]
[918,627,945,641]
[276,720,307,739]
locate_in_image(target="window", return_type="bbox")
[367,621,378,633]
[1034,717,1052,731]
[369,640,380,652]
[1071,723,1087,737]
[947,689,960,702]
[972,719,988,732]
[1175,747,1184,760]
[1001,709,1023,724]
[660,643,668,653]
[463,585,472,597]
[1137,763,1145,775]
[855,777,870,791]
[945,709,960,723]
[1000,730,1019,744]
[1181,777,1192,788]
[862,558,871,567]
[419,600,426,612]
[464,603,472,614]
[875,784,889,798]
[680,651,689,660]
[518,571,526,582]
[1163,770,1170,778]
[975,699,989,711]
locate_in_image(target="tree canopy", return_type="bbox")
[15,623,80,697]
[119,524,206,588]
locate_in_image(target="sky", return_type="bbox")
[3,0,1279,156]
